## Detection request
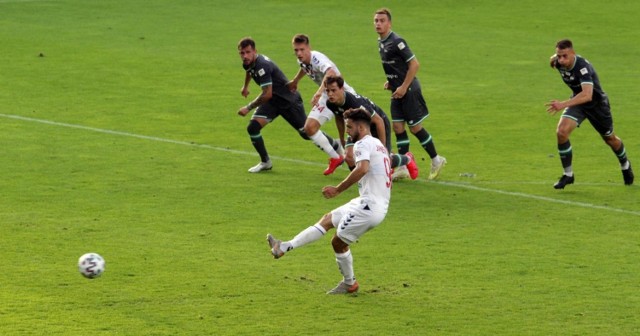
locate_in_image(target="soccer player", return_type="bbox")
[267,108,392,295]
[237,37,309,173]
[324,75,418,179]
[287,34,355,175]
[373,8,447,180]
[546,39,634,188]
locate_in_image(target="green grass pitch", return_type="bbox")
[1,0,639,334]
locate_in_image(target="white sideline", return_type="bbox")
[2,113,638,217]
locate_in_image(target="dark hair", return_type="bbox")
[292,34,310,45]
[375,8,392,21]
[344,107,372,125]
[556,39,573,50]
[238,37,255,50]
[324,75,344,88]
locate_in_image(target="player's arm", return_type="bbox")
[370,113,386,149]
[549,53,558,68]
[238,84,273,116]
[287,68,305,92]
[334,113,346,147]
[322,159,369,199]
[546,83,593,114]
[312,67,337,106]
[241,71,251,97]
[393,58,419,99]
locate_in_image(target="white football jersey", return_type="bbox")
[353,135,391,211]
[298,50,355,94]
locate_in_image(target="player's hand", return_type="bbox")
[549,53,558,68]
[241,87,250,98]
[311,91,322,106]
[322,186,339,199]
[286,80,298,92]
[545,100,564,115]
[237,106,250,116]
[392,86,407,99]
[383,81,390,91]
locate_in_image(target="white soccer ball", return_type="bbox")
[78,253,105,279]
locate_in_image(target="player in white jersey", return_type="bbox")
[267,107,392,295]
[287,34,357,175]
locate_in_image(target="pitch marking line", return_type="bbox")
[2,113,638,217]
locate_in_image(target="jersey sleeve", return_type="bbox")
[395,37,416,63]
[311,52,334,76]
[255,60,273,88]
[354,139,372,164]
[577,61,594,86]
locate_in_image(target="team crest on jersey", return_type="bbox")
[398,42,406,50]
[258,68,265,76]
[580,67,588,75]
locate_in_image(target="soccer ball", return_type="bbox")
[78,253,105,279]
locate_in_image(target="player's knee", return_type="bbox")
[247,120,262,136]
[331,235,349,253]
[303,120,320,136]
[556,128,570,142]
[297,128,310,140]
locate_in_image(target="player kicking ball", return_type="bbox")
[267,107,392,294]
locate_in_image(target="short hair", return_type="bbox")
[375,8,392,21]
[324,75,344,89]
[238,37,255,50]
[292,34,310,45]
[344,107,372,125]
[556,39,573,50]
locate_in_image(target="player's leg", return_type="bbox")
[553,111,580,188]
[390,95,410,154]
[403,87,445,180]
[267,198,359,259]
[246,107,275,173]
[327,200,385,294]
[588,102,633,185]
[267,212,333,259]
[305,95,343,158]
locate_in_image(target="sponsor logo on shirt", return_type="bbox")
[258,68,265,76]
[398,42,406,50]
[579,67,588,75]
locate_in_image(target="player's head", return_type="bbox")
[554,39,575,69]
[374,8,392,36]
[324,75,345,104]
[238,37,257,65]
[344,107,372,141]
[292,34,312,64]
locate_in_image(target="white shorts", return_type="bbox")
[331,198,387,245]
[307,93,335,125]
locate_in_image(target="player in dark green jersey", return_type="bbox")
[237,37,309,173]
[324,75,418,180]
[547,39,633,188]
[373,8,446,180]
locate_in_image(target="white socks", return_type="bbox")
[335,250,355,285]
[280,223,327,252]
[309,131,340,158]
[563,165,573,176]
